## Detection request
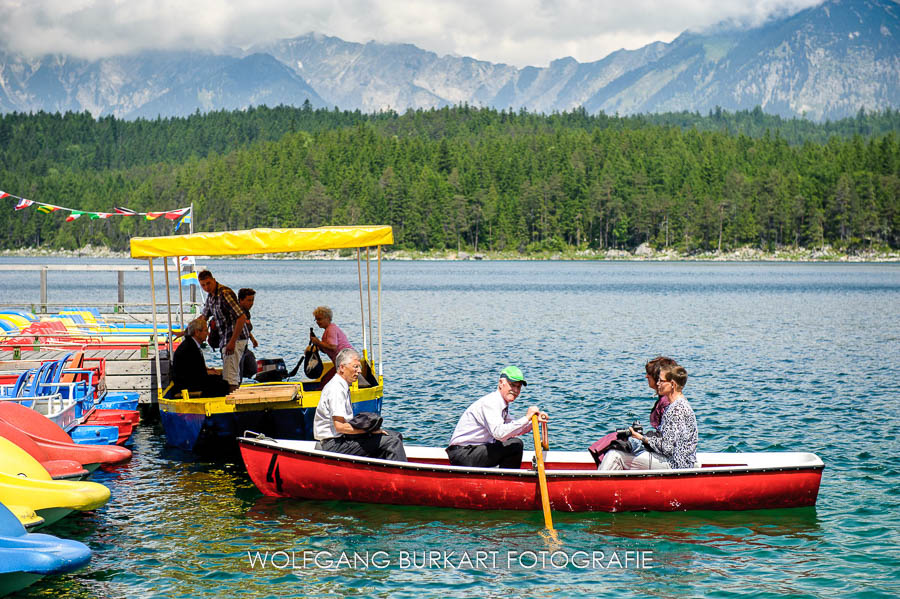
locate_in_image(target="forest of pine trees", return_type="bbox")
[1,104,898,253]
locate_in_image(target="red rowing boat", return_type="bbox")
[239,435,824,512]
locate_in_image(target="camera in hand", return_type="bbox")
[615,420,643,440]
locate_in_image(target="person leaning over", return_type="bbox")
[447,366,549,469]
[171,317,231,398]
[313,348,407,462]
[197,270,248,392]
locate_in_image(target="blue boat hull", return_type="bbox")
[160,397,383,453]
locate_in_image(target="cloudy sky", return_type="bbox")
[0,0,824,67]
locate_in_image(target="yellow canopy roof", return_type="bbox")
[130,226,394,258]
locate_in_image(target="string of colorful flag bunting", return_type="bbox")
[1,189,192,231]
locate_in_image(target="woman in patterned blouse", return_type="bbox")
[599,364,699,470]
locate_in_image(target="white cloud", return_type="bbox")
[0,0,824,66]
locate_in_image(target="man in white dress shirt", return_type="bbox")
[313,348,406,462]
[446,366,548,469]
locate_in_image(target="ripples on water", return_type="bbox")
[4,259,899,598]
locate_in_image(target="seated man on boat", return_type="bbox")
[171,318,231,398]
[313,348,407,462]
[447,366,549,469]
[598,363,698,470]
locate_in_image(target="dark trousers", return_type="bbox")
[322,430,407,462]
[446,438,524,469]
[175,374,230,398]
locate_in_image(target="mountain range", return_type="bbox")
[0,0,897,121]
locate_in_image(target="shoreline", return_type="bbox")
[1,243,898,262]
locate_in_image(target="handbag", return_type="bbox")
[303,343,323,380]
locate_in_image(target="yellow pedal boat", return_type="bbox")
[2,503,44,531]
[0,438,110,528]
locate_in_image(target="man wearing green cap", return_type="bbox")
[446,366,549,469]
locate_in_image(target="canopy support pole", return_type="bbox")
[377,245,383,377]
[356,248,367,360]
[176,256,185,331]
[365,247,374,367]
[163,258,175,368]
[189,203,196,307]
[149,257,163,398]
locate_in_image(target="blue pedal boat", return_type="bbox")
[0,502,91,597]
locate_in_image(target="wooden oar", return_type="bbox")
[531,414,556,538]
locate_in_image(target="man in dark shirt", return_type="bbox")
[171,318,230,398]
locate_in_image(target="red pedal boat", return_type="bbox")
[239,435,824,512]
[0,402,131,470]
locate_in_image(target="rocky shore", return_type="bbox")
[0,244,131,259]
[2,243,898,262]
[386,243,900,262]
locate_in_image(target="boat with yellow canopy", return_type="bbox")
[129,226,392,452]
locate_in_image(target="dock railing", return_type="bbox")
[0,264,200,315]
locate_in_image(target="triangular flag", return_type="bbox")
[145,212,164,221]
[0,191,9,200]
[65,211,84,222]
[15,198,34,210]
[37,204,61,214]
[164,207,190,220]
[115,207,137,215]
[175,210,192,231]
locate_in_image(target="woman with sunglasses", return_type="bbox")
[599,364,698,470]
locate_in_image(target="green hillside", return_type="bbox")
[1,105,898,253]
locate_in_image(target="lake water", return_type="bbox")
[2,259,899,598]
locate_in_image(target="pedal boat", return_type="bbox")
[0,438,110,528]
[0,502,92,598]
[239,435,824,512]
[0,401,132,471]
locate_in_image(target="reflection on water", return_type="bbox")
[4,260,898,598]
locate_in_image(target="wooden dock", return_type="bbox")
[0,263,197,405]
[0,347,169,404]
